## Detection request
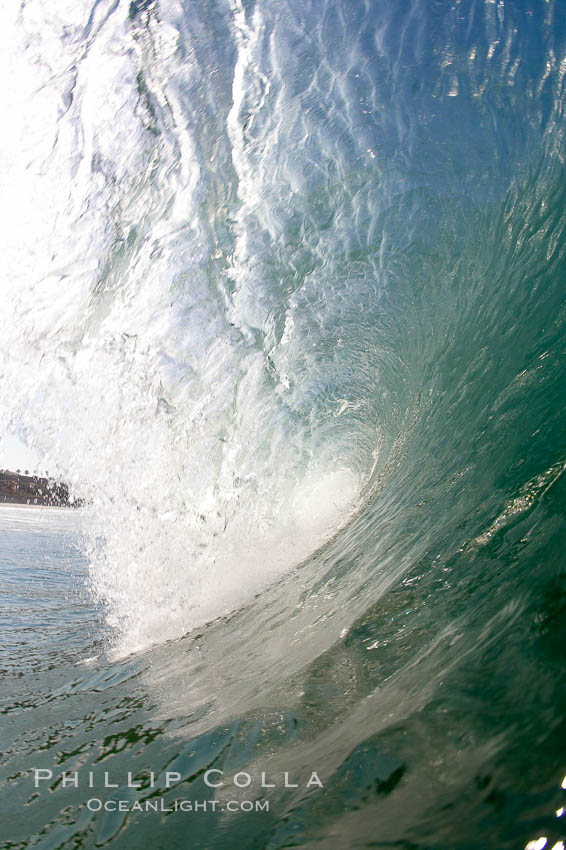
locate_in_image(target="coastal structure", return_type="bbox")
[0,470,72,506]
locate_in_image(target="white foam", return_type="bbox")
[0,0,372,655]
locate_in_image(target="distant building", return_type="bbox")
[0,470,73,506]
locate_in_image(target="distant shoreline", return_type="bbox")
[0,470,78,507]
[0,501,74,509]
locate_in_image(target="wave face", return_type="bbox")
[1,0,566,844]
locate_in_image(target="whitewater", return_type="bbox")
[1,0,565,847]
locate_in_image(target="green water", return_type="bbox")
[1,0,566,847]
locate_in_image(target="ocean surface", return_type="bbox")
[1,0,566,847]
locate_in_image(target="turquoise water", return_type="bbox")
[1,0,566,846]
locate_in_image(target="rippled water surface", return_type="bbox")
[1,0,566,846]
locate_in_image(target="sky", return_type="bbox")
[0,433,43,474]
